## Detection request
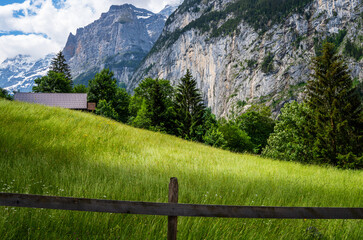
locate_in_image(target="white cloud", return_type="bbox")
[0,34,60,63]
[0,0,181,63]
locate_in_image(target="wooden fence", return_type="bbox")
[0,177,362,240]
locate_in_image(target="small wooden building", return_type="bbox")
[14,93,96,111]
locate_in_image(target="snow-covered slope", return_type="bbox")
[0,54,54,93]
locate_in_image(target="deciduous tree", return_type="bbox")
[262,101,313,162]
[0,88,12,100]
[88,69,118,104]
[33,71,72,93]
[236,106,275,153]
[72,84,88,93]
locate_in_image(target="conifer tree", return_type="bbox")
[175,70,205,140]
[150,79,167,127]
[129,78,175,133]
[50,51,72,82]
[306,42,362,168]
[32,51,73,93]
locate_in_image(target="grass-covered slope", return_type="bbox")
[0,99,362,239]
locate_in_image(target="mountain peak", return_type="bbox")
[0,54,54,93]
[109,4,153,14]
[109,4,135,11]
[61,2,170,86]
[158,3,181,17]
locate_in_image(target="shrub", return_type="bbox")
[95,100,119,121]
[219,123,253,153]
[262,101,313,163]
[72,84,88,93]
[0,88,13,100]
[261,52,274,73]
[237,107,275,153]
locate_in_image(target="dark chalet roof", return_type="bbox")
[14,93,88,109]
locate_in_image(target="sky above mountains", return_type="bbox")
[0,0,181,63]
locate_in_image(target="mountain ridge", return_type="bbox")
[0,3,179,93]
[63,3,179,86]
[130,0,362,117]
[0,54,55,94]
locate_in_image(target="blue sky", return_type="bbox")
[0,1,26,6]
[0,0,181,63]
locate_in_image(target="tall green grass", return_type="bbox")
[0,99,362,239]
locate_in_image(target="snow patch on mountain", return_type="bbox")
[0,54,54,94]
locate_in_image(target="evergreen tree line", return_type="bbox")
[27,53,276,154]
[263,43,362,169]
[7,43,360,169]
[87,69,276,155]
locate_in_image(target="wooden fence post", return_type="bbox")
[168,177,178,240]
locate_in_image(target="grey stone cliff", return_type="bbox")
[131,0,362,117]
[63,4,177,86]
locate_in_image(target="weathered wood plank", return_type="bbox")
[0,192,362,219]
[168,177,178,240]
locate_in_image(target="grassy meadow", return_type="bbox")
[0,99,362,239]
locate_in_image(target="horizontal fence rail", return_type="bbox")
[1,192,362,219]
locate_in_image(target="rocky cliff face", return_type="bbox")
[63,4,178,86]
[0,54,54,93]
[131,0,363,117]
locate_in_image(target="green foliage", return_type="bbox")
[0,88,13,100]
[88,69,130,123]
[293,34,305,48]
[261,52,274,73]
[88,69,118,104]
[219,123,253,153]
[202,127,226,148]
[314,29,347,56]
[337,152,363,170]
[149,79,175,131]
[152,0,313,52]
[328,29,347,48]
[221,0,311,33]
[50,51,72,81]
[262,101,314,163]
[32,71,72,93]
[202,108,227,148]
[95,100,119,120]
[2,100,362,239]
[130,78,175,133]
[113,88,130,123]
[247,59,257,68]
[131,99,152,129]
[72,84,88,93]
[236,106,275,153]
[264,43,362,169]
[344,39,363,61]
[306,42,362,168]
[175,70,206,140]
